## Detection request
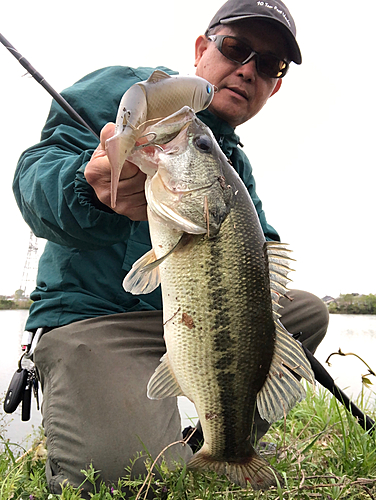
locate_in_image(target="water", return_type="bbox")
[315,314,376,399]
[0,310,42,447]
[1,311,375,444]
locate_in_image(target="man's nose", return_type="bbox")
[234,56,257,81]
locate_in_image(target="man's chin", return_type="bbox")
[209,108,245,128]
[208,98,252,128]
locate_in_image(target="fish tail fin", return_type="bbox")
[187,448,282,490]
[105,128,138,208]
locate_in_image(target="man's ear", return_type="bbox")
[270,78,282,97]
[194,35,209,67]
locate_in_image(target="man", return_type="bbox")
[13,0,328,496]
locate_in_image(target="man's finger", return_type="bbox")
[119,160,143,181]
[100,122,116,149]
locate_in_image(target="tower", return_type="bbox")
[19,230,39,298]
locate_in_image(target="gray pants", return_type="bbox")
[34,289,329,496]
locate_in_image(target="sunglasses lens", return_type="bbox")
[221,37,250,64]
[258,55,288,78]
[218,36,288,78]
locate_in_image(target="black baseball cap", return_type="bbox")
[207,0,301,64]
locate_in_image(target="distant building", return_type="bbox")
[322,295,337,305]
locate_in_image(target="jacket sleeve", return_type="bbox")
[12,66,166,250]
[232,147,280,242]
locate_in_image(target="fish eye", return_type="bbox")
[194,135,212,152]
[206,84,212,94]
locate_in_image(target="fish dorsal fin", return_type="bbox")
[256,242,315,423]
[122,248,161,295]
[147,353,185,399]
[265,242,294,317]
[146,70,171,84]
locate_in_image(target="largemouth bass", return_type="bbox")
[124,109,314,490]
[105,70,214,207]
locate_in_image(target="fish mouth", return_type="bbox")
[158,169,216,195]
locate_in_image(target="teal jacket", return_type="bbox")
[13,66,280,330]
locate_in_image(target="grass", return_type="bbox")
[1,384,376,499]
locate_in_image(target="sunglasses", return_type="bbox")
[207,34,289,79]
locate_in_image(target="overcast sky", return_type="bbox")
[1,0,375,299]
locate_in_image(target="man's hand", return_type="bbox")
[85,123,148,220]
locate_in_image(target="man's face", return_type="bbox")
[195,20,289,128]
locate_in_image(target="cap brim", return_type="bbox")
[220,15,302,64]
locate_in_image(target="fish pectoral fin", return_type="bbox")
[122,249,161,295]
[146,69,171,83]
[123,235,190,295]
[147,353,185,399]
[187,447,281,490]
[257,321,315,424]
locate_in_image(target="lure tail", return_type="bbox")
[106,127,139,208]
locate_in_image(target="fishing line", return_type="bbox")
[0,32,99,140]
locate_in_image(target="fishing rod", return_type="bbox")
[0,32,99,141]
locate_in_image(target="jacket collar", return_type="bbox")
[197,109,242,158]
